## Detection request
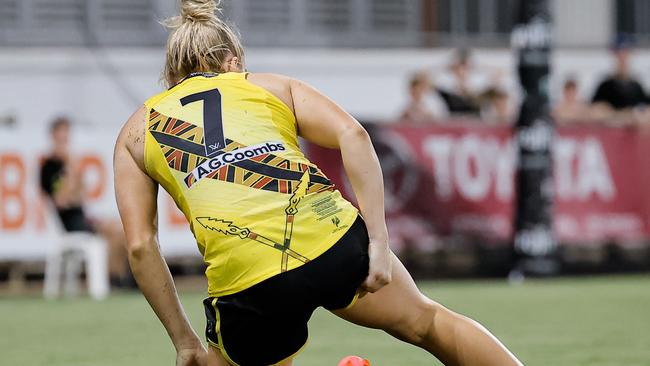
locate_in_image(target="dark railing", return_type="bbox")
[0,0,648,48]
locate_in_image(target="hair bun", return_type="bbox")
[181,0,219,23]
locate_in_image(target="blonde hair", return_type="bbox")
[162,0,245,87]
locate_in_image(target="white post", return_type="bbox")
[85,238,109,301]
[43,244,63,299]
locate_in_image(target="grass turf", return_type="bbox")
[1,275,649,365]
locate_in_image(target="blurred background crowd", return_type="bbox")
[400,37,649,126]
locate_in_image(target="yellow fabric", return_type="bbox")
[143,72,358,297]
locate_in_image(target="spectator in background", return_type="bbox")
[434,48,483,116]
[480,87,514,124]
[40,117,132,288]
[399,71,448,123]
[591,34,650,124]
[554,77,591,124]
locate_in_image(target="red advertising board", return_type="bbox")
[306,123,650,246]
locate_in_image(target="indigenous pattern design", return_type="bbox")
[148,109,334,195]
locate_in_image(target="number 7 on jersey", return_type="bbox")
[181,88,225,157]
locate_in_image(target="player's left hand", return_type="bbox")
[176,344,208,366]
[361,239,392,293]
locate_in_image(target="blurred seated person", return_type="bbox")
[591,34,650,124]
[40,117,132,288]
[553,77,591,124]
[434,48,484,116]
[480,87,514,125]
[399,71,448,123]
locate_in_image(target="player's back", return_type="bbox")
[143,72,359,297]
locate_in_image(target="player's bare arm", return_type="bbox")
[114,107,207,366]
[291,78,392,293]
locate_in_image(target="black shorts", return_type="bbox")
[203,216,369,366]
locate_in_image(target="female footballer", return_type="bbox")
[113,1,523,365]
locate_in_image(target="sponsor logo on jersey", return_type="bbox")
[185,141,286,187]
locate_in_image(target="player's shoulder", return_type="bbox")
[246,73,295,113]
[247,72,293,84]
[246,72,295,92]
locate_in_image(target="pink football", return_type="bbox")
[338,355,371,366]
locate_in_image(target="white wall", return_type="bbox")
[1,47,650,126]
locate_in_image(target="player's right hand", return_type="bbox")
[361,239,392,293]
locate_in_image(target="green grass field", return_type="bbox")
[1,275,649,366]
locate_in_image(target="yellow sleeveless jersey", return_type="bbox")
[143,72,359,297]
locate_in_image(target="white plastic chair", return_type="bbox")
[43,231,110,300]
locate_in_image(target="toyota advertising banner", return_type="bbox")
[306,123,650,247]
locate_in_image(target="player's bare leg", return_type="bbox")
[207,345,294,366]
[333,254,523,366]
